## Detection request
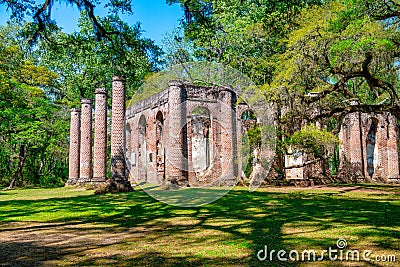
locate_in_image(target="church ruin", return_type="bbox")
[67,77,400,186]
[125,81,253,187]
[285,112,400,183]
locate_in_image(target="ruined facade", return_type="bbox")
[285,112,400,182]
[125,81,254,187]
[68,78,399,186]
[338,112,399,182]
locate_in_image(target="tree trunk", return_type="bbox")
[7,144,26,189]
[275,104,285,179]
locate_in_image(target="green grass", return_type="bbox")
[0,184,399,266]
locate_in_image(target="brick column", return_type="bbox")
[387,114,399,179]
[79,99,93,183]
[339,115,356,179]
[111,76,127,182]
[349,112,364,178]
[93,88,108,182]
[67,108,81,185]
[376,116,388,179]
[219,90,236,185]
[166,81,188,187]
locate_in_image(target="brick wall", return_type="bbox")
[126,82,244,187]
[339,112,399,182]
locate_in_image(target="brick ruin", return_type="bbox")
[338,112,399,182]
[67,79,400,186]
[67,76,131,186]
[285,112,400,182]
[125,81,252,187]
[67,108,80,185]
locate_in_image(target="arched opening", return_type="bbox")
[241,110,257,121]
[155,111,165,180]
[191,106,211,173]
[366,118,378,177]
[126,123,132,153]
[125,123,132,177]
[138,115,147,182]
[241,110,258,178]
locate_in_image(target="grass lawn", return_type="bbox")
[0,184,399,266]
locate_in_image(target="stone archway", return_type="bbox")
[125,123,132,178]
[240,109,258,178]
[155,111,165,181]
[191,106,212,175]
[366,118,378,178]
[138,115,147,182]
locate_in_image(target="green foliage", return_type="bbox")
[0,0,136,42]
[36,13,162,105]
[170,0,324,85]
[0,31,68,187]
[161,27,196,67]
[242,124,261,178]
[273,0,400,118]
[290,125,339,159]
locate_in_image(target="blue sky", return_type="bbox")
[0,0,183,47]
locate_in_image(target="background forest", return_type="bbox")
[1,0,399,188]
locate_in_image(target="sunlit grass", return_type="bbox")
[0,184,399,266]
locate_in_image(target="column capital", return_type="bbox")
[95,88,107,95]
[169,80,183,87]
[81,98,92,105]
[112,75,125,82]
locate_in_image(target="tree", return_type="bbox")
[256,0,400,177]
[0,31,67,188]
[35,12,163,106]
[269,0,400,132]
[161,27,196,68]
[168,0,324,85]
[0,0,133,42]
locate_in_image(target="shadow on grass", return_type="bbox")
[329,183,400,194]
[0,241,62,267]
[0,185,399,266]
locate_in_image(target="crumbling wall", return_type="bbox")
[126,82,246,187]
